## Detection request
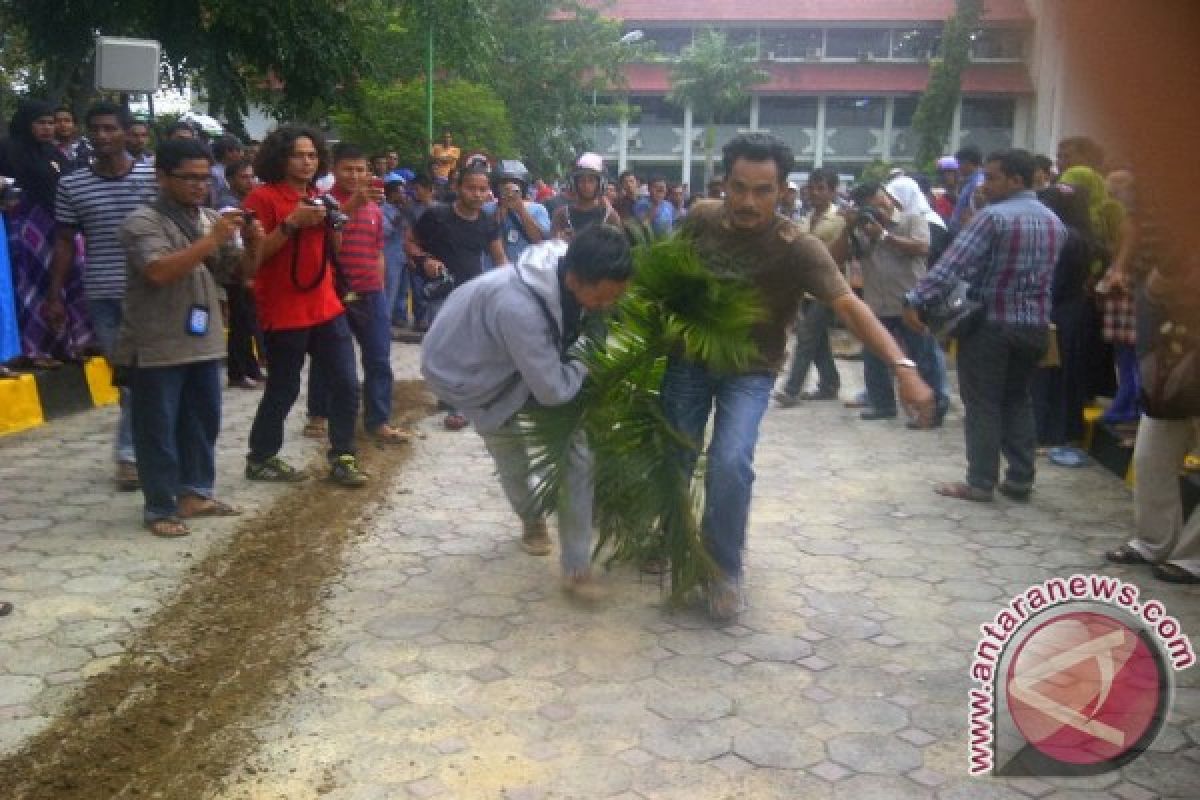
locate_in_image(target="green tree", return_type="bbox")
[483,0,639,176]
[0,0,378,129]
[667,29,768,183]
[910,0,983,172]
[331,78,514,171]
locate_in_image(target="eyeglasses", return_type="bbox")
[169,173,212,185]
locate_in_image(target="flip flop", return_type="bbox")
[178,499,241,519]
[146,517,190,537]
[370,424,413,444]
[934,482,993,502]
[1105,544,1151,565]
[1152,563,1200,584]
[0,601,13,617]
[1047,446,1089,468]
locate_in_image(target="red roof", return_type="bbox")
[621,62,1033,94]
[574,0,1031,24]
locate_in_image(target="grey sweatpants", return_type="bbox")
[480,418,594,574]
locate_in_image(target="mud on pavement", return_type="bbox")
[0,381,435,799]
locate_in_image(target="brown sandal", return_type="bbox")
[934,482,993,502]
[146,517,190,537]
[1104,544,1151,565]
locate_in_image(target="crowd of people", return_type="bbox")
[0,94,1195,622]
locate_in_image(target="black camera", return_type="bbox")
[422,270,455,302]
[854,205,886,229]
[305,195,350,231]
[0,177,22,207]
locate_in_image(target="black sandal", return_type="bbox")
[1152,563,1200,584]
[0,601,13,617]
[1105,544,1151,565]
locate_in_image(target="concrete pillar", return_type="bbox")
[814,96,827,166]
[682,105,694,188]
[618,115,629,174]
[882,96,895,162]
[950,100,963,152]
[749,96,760,131]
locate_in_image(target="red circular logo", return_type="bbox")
[1006,611,1165,766]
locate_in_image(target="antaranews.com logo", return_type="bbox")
[968,573,1195,776]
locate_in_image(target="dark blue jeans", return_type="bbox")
[249,314,359,462]
[862,316,950,417]
[130,359,222,521]
[782,299,840,397]
[308,291,393,430]
[661,359,774,578]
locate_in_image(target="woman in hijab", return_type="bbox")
[0,99,92,367]
[1059,164,1139,426]
[1033,182,1101,462]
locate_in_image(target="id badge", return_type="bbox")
[186,304,210,337]
[507,228,520,245]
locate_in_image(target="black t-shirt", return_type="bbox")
[413,203,500,285]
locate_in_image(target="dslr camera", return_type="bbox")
[305,194,350,231]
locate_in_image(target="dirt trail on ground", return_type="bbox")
[0,382,435,800]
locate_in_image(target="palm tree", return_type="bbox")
[668,29,768,184]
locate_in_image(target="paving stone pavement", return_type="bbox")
[2,344,1199,799]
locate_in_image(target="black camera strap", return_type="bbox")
[289,224,328,293]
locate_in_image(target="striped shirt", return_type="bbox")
[55,161,158,299]
[330,188,384,292]
[907,190,1066,327]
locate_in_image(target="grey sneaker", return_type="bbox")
[707,573,743,623]
[520,519,552,556]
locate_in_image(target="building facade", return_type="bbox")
[588,0,1035,186]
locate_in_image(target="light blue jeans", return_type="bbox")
[87,297,135,464]
[481,417,593,575]
[661,359,774,578]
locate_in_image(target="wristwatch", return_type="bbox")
[280,220,298,237]
[880,230,892,244]
[893,357,917,371]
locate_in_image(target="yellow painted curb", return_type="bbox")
[0,374,45,435]
[84,356,119,407]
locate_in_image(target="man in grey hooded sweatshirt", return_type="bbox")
[420,225,633,597]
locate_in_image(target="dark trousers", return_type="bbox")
[249,315,359,462]
[781,299,840,397]
[957,321,1047,492]
[308,290,393,430]
[863,316,950,417]
[224,283,264,382]
[130,360,222,521]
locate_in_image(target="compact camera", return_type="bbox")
[0,177,22,207]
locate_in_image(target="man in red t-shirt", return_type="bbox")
[306,143,408,443]
[241,125,367,487]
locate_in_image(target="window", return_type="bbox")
[961,97,1015,129]
[628,95,684,125]
[892,96,921,127]
[761,28,823,60]
[969,28,1024,60]
[890,28,942,59]
[826,97,885,126]
[723,28,759,57]
[758,97,818,126]
[824,28,890,59]
[642,27,692,58]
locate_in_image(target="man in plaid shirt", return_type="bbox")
[903,149,1066,502]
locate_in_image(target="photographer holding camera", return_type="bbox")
[304,143,409,445]
[848,182,949,427]
[240,125,368,487]
[485,161,548,265]
[115,138,263,536]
